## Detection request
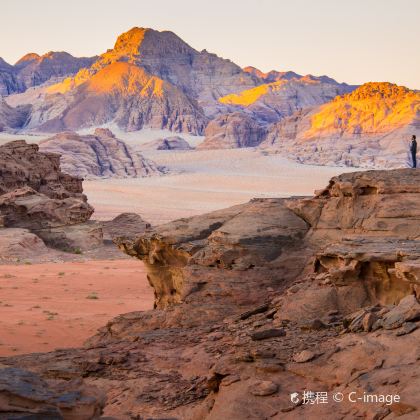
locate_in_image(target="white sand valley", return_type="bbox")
[85,147,359,226]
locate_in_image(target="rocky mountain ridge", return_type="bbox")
[1,168,419,418]
[0,51,96,95]
[261,82,420,167]
[1,27,418,170]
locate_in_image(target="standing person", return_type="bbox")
[410,135,417,168]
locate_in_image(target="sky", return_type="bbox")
[2,0,419,89]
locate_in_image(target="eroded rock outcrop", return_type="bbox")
[1,169,420,419]
[39,128,165,178]
[115,198,309,319]
[0,140,101,251]
[199,112,267,149]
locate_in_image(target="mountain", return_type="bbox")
[261,82,420,167]
[14,51,96,90]
[244,66,303,82]
[39,128,164,178]
[0,57,19,95]
[27,61,207,133]
[218,74,356,123]
[0,52,96,96]
[39,27,260,125]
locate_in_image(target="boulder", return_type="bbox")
[0,228,48,261]
[102,212,151,241]
[140,136,193,151]
[36,221,103,251]
[0,186,93,230]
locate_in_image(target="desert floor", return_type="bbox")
[85,147,357,225]
[0,259,153,356]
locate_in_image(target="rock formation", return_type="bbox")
[0,140,101,251]
[199,112,267,149]
[262,82,420,167]
[31,62,207,134]
[2,168,418,419]
[39,128,165,178]
[0,228,49,262]
[140,135,193,150]
[219,74,355,123]
[0,98,30,131]
[4,27,263,133]
[102,212,151,241]
[0,366,105,418]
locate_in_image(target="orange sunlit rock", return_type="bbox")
[304,82,420,138]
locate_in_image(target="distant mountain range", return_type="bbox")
[0,26,419,168]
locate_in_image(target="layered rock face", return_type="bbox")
[39,128,164,178]
[0,140,101,251]
[199,112,267,149]
[1,170,420,418]
[262,82,420,167]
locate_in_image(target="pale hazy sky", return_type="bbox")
[2,0,419,88]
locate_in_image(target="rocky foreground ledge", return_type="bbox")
[1,169,420,419]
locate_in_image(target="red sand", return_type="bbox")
[0,259,153,356]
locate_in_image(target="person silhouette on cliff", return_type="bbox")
[410,135,417,168]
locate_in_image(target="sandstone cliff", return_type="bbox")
[2,168,419,419]
[39,128,165,178]
[0,140,101,252]
[262,82,420,167]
